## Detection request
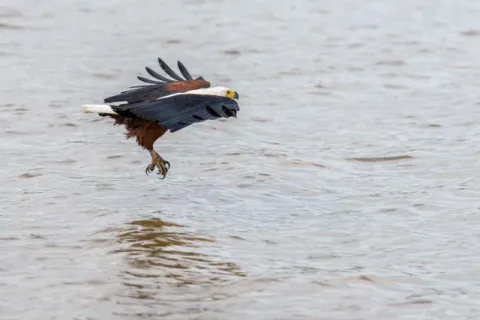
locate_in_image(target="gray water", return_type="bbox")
[1,0,480,319]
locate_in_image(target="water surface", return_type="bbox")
[1,0,480,319]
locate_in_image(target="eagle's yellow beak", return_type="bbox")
[227,90,239,100]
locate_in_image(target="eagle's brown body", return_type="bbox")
[111,116,167,151]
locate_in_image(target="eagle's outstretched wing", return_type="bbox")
[111,94,239,133]
[104,57,211,104]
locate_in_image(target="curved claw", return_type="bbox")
[157,171,167,180]
[156,163,167,179]
[145,164,152,176]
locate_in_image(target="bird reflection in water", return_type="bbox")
[104,218,245,305]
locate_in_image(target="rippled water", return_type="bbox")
[2,0,480,319]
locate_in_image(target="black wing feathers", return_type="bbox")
[177,61,193,80]
[145,66,174,83]
[103,57,208,103]
[111,94,239,133]
[157,57,184,81]
[136,76,163,85]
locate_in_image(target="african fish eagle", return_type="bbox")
[81,56,240,179]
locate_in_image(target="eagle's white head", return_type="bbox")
[189,86,239,100]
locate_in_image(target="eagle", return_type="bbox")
[81,56,240,179]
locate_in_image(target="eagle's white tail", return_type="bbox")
[81,104,118,115]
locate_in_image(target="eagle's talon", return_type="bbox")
[146,150,170,179]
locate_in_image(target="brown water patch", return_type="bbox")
[129,218,185,228]
[381,72,399,78]
[460,30,480,37]
[348,155,413,162]
[225,152,247,156]
[165,39,182,44]
[264,152,285,158]
[229,235,246,241]
[91,72,118,80]
[309,90,333,96]
[0,236,21,241]
[390,299,434,306]
[4,130,28,135]
[348,42,364,48]
[19,173,42,178]
[224,49,241,55]
[347,66,364,72]
[378,207,398,214]
[250,116,270,123]
[284,160,327,168]
[237,183,253,188]
[418,48,433,54]
[29,234,46,239]
[263,239,277,244]
[0,22,24,30]
[405,40,420,46]
[95,218,246,295]
[384,84,408,89]
[279,69,302,76]
[55,159,77,164]
[375,60,406,66]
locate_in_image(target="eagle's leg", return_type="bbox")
[145,149,171,178]
[127,119,169,179]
